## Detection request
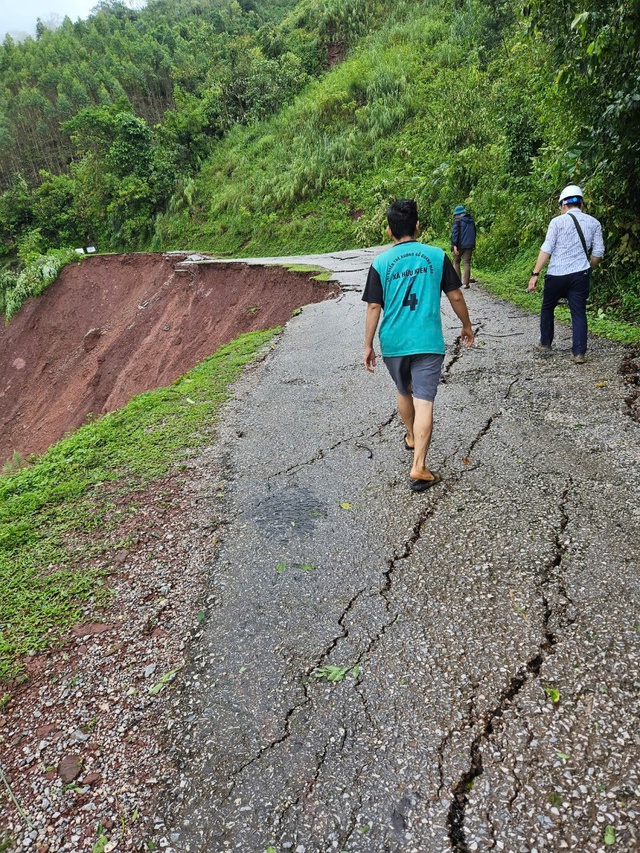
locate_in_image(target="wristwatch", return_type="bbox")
[531,271,539,276]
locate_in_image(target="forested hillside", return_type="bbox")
[1,0,639,324]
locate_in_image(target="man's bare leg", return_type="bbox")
[397,391,415,448]
[409,397,436,480]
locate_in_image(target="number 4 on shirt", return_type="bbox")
[402,279,418,311]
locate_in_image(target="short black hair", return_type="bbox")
[387,199,418,239]
[559,199,583,210]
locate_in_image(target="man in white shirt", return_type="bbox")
[527,184,605,363]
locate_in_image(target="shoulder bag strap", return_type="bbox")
[567,213,590,261]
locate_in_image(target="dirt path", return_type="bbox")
[152,249,640,852]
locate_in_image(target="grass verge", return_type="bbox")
[281,263,334,281]
[0,329,278,681]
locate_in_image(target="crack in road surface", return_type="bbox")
[313,588,367,670]
[443,322,483,380]
[274,736,332,832]
[227,587,366,801]
[447,481,575,851]
[269,412,397,478]
[352,408,503,742]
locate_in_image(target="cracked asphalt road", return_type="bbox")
[157,249,640,852]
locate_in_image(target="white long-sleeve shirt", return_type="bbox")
[541,209,605,275]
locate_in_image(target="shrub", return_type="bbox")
[2,249,79,321]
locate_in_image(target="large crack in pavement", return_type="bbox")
[447,480,575,851]
[269,411,398,479]
[226,588,366,800]
[442,322,484,381]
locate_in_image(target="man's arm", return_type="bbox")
[528,250,551,291]
[590,220,605,268]
[451,220,459,254]
[529,218,557,291]
[446,289,474,347]
[364,302,382,372]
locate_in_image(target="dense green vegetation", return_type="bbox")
[0,0,639,326]
[0,328,277,680]
[0,247,78,319]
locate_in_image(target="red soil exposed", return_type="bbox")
[0,253,338,464]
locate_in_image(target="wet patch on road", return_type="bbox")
[252,487,328,539]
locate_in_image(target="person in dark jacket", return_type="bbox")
[451,205,476,288]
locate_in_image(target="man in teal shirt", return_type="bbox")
[363,199,474,491]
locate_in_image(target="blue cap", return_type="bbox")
[453,205,466,215]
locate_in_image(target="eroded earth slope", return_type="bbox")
[0,253,337,463]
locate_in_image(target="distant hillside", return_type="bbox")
[0,0,639,323]
[152,0,640,322]
[0,0,312,255]
[0,0,302,187]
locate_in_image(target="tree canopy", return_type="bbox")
[0,0,638,322]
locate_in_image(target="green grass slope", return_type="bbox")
[152,5,454,256]
[152,0,639,334]
[150,1,543,261]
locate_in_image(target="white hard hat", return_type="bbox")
[559,184,583,203]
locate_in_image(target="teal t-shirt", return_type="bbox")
[365,242,448,357]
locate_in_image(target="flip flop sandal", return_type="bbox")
[409,473,442,492]
[403,435,414,451]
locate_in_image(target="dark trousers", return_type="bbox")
[540,269,590,355]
